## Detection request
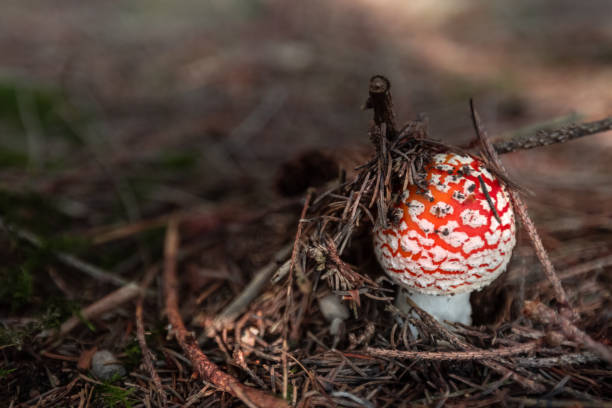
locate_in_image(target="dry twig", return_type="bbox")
[524,300,612,365]
[282,189,314,400]
[366,341,539,360]
[135,266,167,406]
[470,100,575,318]
[493,117,612,154]
[513,352,601,368]
[364,75,398,141]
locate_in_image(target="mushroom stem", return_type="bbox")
[396,289,472,327]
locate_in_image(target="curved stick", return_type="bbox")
[470,100,575,318]
[163,219,287,408]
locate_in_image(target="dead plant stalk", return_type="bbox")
[470,100,575,318]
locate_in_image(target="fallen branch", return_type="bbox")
[493,116,612,154]
[366,341,538,360]
[162,219,288,408]
[524,300,612,365]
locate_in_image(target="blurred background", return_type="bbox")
[1,0,612,404]
[1,0,611,215]
[1,0,611,314]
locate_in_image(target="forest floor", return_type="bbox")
[1,1,611,407]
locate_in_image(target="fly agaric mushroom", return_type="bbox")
[373,153,516,326]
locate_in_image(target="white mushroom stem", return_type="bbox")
[396,289,472,331]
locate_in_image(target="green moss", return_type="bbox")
[0,78,82,145]
[154,150,199,171]
[0,148,28,169]
[0,367,16,379]
[74,308,96,332]
[44,234,91,255]
[0,266,33,311]
[0,189,71,236]
[88,226,164,269]
[40,297,82,329]
[0,320,41,349]
[123,341,142,371]
[0,327,25,348]
[95,382,136,408]
[140,227,166,254]
[285,382,294,403]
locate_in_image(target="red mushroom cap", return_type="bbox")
[373,153,516,295]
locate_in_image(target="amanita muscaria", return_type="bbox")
[374,153,516,326]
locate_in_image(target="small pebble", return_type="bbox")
[318,294,350,338]
[318,294,349,322]
[91,350,126,381]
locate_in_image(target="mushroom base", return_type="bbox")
[396,289,472,329]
